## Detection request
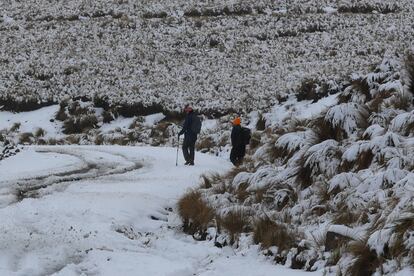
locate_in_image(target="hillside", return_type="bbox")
[1,0,414,115]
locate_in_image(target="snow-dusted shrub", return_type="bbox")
[18,132,34,144]
[324,103,369,139]
[274,130,318,161]
[390,111,414,136]
[341,141,376,172]
[253,217,295,252]
[296,78,329,102]
[295,139,341,188]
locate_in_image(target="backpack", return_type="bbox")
[191,115,202,134]
[241,127,251,145]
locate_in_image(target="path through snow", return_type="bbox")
[0,146,321,275]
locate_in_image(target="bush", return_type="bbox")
[253,217,295,251]
[177,190,215,239]
[19,132,34,144]
[63,114,98,134]
[102,110,115,123]
[34,128,45,137]
[346,240,382,276]
[220,208,251,245]
[296,79,329,102]
[9,122,21,132]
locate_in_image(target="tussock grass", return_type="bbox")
[9,122,21,132]
[177,190,215,239]
[220,208,251,245]
[34,127,45,137]
[102,110,115,123]
[253,217,295,251]
[19,132,34,144]
[346,240,382,276]
[405,53,414,99]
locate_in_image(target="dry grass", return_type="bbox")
[296,78,329,102]
[19,132,34,144]
[196,136,215,152]
[387,213,414,260]
[249,131,261,150]
[34,127,45,137]
[256,115,266,131]
[55,102,69,121]
[235,182,250,203]
[177,190,215,238]
[9,122,21,132]
[199,173,222,189]
[346,240,382,276]
[220,208,251,245]
[102,110,115,123]
[65,134,81,144]
[253,217,295,251]
[405,53,414,97]
[310,115,338,142]
[63,114,98,134]
[341,150,374,172]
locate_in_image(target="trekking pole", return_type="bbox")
[176,135,180,166]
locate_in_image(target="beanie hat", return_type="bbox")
[232,117,241,125]
[184,104,193,112]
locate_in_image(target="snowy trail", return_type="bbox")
[0,146,321,276]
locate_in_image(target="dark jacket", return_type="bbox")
[231,125,243,147]
[179,111,197,140]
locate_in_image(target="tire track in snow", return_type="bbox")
[0,147,143,206]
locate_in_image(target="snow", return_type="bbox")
[0,105,62,138]
[0,145,318,275]
[144,113,166,126]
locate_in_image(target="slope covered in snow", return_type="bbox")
[1,0,413,114]
[0,145,322,275]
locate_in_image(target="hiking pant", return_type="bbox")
[230,145,246,166]
[183,136,197,163]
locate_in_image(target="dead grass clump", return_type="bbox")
[341,150,374,172]
[63,115,98,134]
[310,116,338,142]
[102,110,115,123]
[405,53,414,98]
[196,137,215,152]
[55,102,69,121]
[256,115,266,131]
[9,122,21,132]
[351,78,371,102]
[249,131,261,150]
[296,79,329,103]
[386,214,414,260]
[19,132,34,144]
[34,128,45,137]
[220,209,251,245]
[253,217,295,251]
[236,182,250,203]
[346,240,382,276]
[66,134,80,144]
[177,190,215,238]
[294,160,313,190]
[332,200,369,226]
[199,173,222,189]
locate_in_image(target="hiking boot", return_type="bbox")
[184,161,190,165]
[188,161,194,166]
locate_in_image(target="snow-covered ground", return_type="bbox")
[0,145,320,275]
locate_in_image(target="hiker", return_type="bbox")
[230,117,250,166]
[178,104,201,166]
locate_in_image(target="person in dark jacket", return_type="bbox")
[230,117,246,166]
[178,104,197,165]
